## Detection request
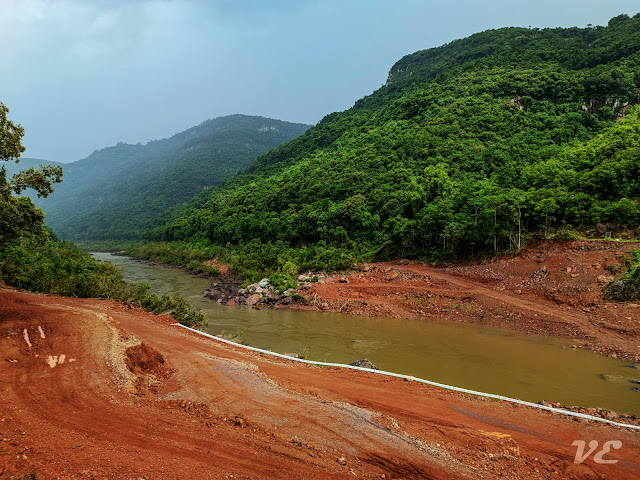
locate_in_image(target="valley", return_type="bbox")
[2,8,640,479]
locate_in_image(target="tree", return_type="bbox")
[0,103,25,160]
[1,102,63,248]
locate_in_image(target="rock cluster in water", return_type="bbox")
[203,274,325,308]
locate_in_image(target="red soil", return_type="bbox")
[298,240,640,362]
[1,286,639,479]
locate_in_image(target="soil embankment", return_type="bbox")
[296,240,640,362]
[1,286,639,479]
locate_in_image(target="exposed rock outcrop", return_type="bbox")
[606,278,640,301]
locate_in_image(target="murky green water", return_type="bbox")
[92,252,640,415]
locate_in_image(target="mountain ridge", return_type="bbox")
[34,114,310,239]
[151,14,640,264]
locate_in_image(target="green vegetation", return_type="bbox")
[1,103,63,249]
[0,104,205,327]
[2,157,63,179]
[33,115,309,240]
[97,240,358,284]
[0,234,205,327]
[623,249,640,281]
[148,15,640,268]
[8,17,640,288]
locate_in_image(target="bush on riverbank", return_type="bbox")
[0,232,206,327]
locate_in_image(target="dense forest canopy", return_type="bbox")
[34,115,310,240]
[151,14,640,261]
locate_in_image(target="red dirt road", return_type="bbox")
[1,287,639,479]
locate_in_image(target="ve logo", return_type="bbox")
[572,440,622,464]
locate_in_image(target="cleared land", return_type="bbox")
[1,285,639,479]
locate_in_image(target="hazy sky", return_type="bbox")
[1,0,638,162]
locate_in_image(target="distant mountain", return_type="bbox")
[3,158,63,179]
[154,14,640,259]
[35,115,310,239]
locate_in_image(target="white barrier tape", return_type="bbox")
[172,323,640,430]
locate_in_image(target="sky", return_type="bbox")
[1,0,639,163]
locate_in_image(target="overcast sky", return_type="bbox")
[1,0,638,163]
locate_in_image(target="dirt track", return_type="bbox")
[1,287,639,479]
[299,240,640,362]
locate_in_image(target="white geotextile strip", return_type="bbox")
[173,323,640,430]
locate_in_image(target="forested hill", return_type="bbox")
[36,115,310,239]
[3,157,63,179]
[154,14,640,261]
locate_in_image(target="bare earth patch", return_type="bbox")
[0,286,639,479]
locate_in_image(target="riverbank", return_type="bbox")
[2,286,639,479]
[109,239,640,362]
[290,240,640,363]
[90,252,640,414]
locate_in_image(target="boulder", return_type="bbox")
[597,274,615,284]
[206,289,222,300]
[261,292,277,303]
[258,278,270,288]
[385,271,399,281]
[247,284,263,294]
[246,294,261,306]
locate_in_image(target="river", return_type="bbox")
[92,252,640,415]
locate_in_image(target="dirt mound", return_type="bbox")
[125,342,166,376]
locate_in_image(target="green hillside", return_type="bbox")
[37,115,310,239]
[154,14,640,263]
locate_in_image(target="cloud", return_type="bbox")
[2,0,639,162]
[197,0,319,24]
